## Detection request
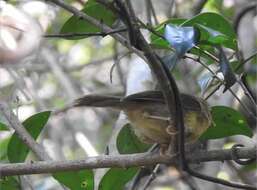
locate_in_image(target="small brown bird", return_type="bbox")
[74,91,212,146]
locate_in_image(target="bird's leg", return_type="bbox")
[143,112,177,135]
[143,112,178,156]
[143,112,170,121]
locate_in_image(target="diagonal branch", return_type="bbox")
[44,27,127,38]
[0,103,51,161]
[45,0,144,59]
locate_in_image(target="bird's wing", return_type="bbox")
[124,90,203,111]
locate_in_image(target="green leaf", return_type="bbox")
[150,18,186,49]
[117,124,150,154]
[53,170,94,190]
[150,13,237,51]
[60,0,116,40]
[200,106,253,140]
[7,111,51,163]
[196,23,229,45]
[0,136,10,161]
[0,177,20,190]
[230,60,244,74]
[0,122,9,131]
[182,12,237,50]
[98,168,138,190]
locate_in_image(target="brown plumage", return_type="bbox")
[74,91,212,145]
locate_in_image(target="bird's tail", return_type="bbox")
[73,95,122,109]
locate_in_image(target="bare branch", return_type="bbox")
[45,0,144,59]
[0,103,51,161]
[44,28,127,38]
[0,146,256,177]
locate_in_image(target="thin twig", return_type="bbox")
[98,1,257,189]
[185,55,255,117]
[44,1,256,189]
[44,28,127,38]
[238,74,257,105]
[142,164,160,190]
[148,0,158,25]
[235,50,257,72]
[145,0,152,26]
[45,0,144,60]
[193,0,207,15]
[204,84,222,100]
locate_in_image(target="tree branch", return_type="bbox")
[45,0,144,60]
[44,28,127,38]
[0,146,256,177]
[0,103,51,161]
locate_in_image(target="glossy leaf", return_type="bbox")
[200,106,253,140]
[196,24,228,45]
[0,177,20,190]
[60,0,116,40]
[98,168,138,190]
[151,12,237,51]
[53,170,94,190]
[117,124,150,154]
[164,24,200,57]
[7,111,51,163]
[219,47,237,92]
[182,12,237,50]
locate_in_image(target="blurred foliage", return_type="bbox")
[0,0,256,189]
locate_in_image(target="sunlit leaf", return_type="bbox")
[151,12,237,51]
[53,170,94,190]
[164,24,200,57]
[182,12,237,50]
[7,111,51,163]
[200,106,253,140]
[60,0,116,40]
[98,168,138,190]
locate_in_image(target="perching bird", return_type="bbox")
[74,90,212,146]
